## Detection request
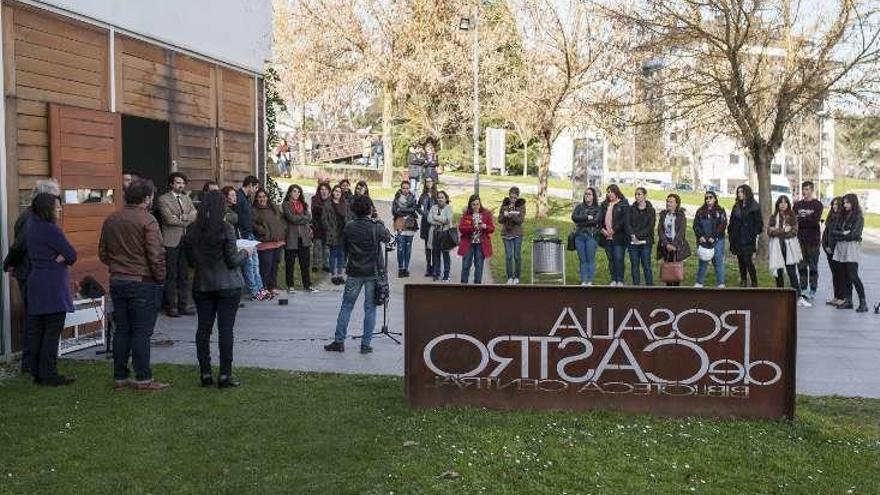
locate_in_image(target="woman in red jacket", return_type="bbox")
[458,194,495,284]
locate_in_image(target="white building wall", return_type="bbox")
[39,0,272,73]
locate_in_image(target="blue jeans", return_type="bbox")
[329,245,346,276]
[334,276,377,347]
[503,237,523,279]
[396,234,414,271]
[605,244,626,283]
[628,244,654,286]
[110,280,160,381]
[432,248,452,279]
[277,157,290,176]
[696,239,727,286]
[574,233,598,283]
[241,233,264,296]
[461,244,485,284]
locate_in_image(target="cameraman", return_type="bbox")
[325,195,392,354]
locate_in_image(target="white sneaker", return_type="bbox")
[587,282,592,286]
[287,288,295,294]
[798,297,813,308]
[506,278,513,285]
[581,281,588,286]
[694,283,704,288]
[513,278,520,285]
[717,284,725,288]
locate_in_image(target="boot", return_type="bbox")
[856,299,868,313]
[836,299,854,310]
[739,279,747,288]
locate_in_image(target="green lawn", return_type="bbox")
[1,362,877,494]
[836,177,880,192]
[444,170,573,190]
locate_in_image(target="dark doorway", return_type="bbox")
[122,115,170,194]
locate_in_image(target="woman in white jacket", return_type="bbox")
[768,195,810,307]
[427,191,454,282]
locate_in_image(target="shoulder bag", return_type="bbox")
[660,249,684,283]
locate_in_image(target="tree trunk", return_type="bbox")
[751,144,775,258]
[381,82,394,188]
[297,103,307,169]
[523,139,529,178]
[536,136,552,218]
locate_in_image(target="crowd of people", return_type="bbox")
[2,170,872,388]
[567,180,870,312]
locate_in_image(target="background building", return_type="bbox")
[1,0,272,361]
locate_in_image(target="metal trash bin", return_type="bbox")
[530,227,566,285]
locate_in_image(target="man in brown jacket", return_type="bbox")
[99,179,169,391]
[157,172,197,316]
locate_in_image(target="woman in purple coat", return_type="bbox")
[26,193,77,386]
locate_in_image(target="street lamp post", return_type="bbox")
[460,13,480,195]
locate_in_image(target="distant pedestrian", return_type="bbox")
[693,191,728,288]
[157,172,197,317]
[183,191,251,388]
[458,194,495,284]
[417,177,438,277]
[822,197,845,306]
[625,187,656,286]
[656,193,691,287]
[3,179,61,374]
[428,191,454,282]
[253,188,286,295]
[423,142,439,182]
[100,179,169,391]
[832,193,868,312]
[324,195,392,354]
[311,182,332,273]
[794,181,823,302]
[572,187,602,286]
[282,184,317,293]
[26,193,76,386]
[728,184,763,287]
[767,195,807,305]
[407,144,425,196]
[324,185,351,285]
[600,185,629,286]
[391,181,418,277]
[498,187,526,284]
[274,138,292,178]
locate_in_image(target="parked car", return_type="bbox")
[675,183,694,191]
[703,184,721,193]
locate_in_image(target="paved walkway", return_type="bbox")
[67,195,880,398]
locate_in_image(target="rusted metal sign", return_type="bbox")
[405,285,797,419]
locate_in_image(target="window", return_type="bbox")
[729,154,740,164]
[62,189,115,205]
[669,132,677,143]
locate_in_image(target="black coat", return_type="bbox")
[626,201,656,246]
[571,202,602,237]
[728,201,763,256]
[343,217,393,278]
[2,210,32,281]
[599,199,630,246]
[183,222,248,293]
[832,212,864,242]
[417,192,437,240]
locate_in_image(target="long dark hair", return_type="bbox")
[773,195,795,222]
[354,180,370,197]
[842,193,862,218]
[736,184,755,207]
[465,194,483,215]
[606,184,626,203]
[582,187,599,206]
[826,196,842,224]
[32,192,59,223]
[191,191,227,262]
[284,184,308,211]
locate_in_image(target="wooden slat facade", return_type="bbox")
[1,1,264,354]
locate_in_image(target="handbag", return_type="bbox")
[697,245,714,262]
[660,250,684,283]
[438,228,460,251]
[566,231,577,251]
[372,222,390,306]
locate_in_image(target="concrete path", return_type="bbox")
[67,189,879,399]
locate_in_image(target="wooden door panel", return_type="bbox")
[49,103,122,290]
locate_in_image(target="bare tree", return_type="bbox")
[502,0,618,218]
[601,0,880,235]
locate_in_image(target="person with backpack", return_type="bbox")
[693,191,728,288]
